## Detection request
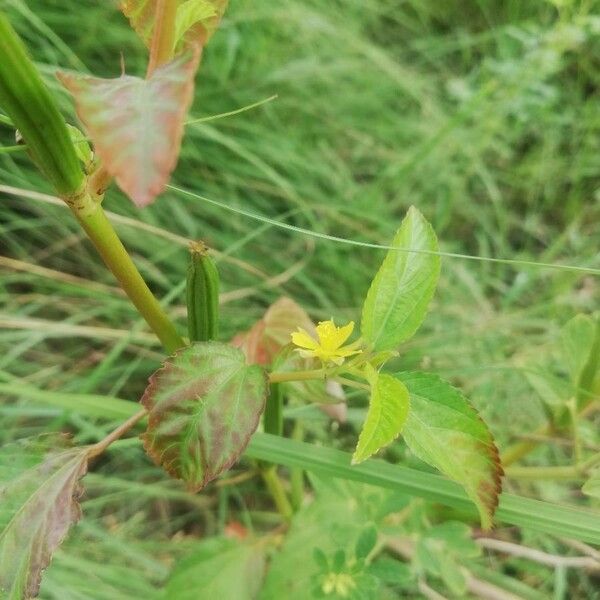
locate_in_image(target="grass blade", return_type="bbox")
[246,433,600,544]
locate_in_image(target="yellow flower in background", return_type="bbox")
[291,319,362,365]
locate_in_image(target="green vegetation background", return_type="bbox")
[0,0,598,597]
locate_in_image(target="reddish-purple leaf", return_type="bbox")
[58,50,199,207]
[233,297,316,366]
[0,440,91,598]
[141,342,268,491]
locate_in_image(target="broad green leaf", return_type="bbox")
[141,342,268,491]
[353,367,410,464]
[58,50,199,207]
[120,0,227,49]
[396,372,502,529]
[0,440,91,598]
[164,537,265,600]
[361,206,440,351]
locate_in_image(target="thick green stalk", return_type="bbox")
[76,204,184,354]
[0,13,84,197]
[0,13,184,355]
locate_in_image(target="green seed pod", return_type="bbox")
[186,241,220,342]
[0,13,84,198]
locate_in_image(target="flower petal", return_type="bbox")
[316,320,355,351]
[335,321,355,346]
[291,328,319,350]
[336,346,362,358]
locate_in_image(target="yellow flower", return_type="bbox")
[291,319,362,365]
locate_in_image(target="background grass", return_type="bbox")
[1,0,599,597]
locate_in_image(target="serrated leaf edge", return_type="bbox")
[398,371,503,528]
[140,342,268,491]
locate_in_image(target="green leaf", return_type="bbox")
[368,558,413,587]
[120,0,227,49]
[141,342,268,491]
[524,365,570,408]
[0,439,91,598]
[361,206,440,351]
[355,524,378,560]
[163,537,265,600]
[175,0,217,45]
[396,372,502,529]
[561,314,600,406]
[352,368,410,464]
[561,315,595,387]
[58,50,199,207]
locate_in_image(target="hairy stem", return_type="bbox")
[89,408,147,457]
[75,201,185,354]
[269,369,326,384]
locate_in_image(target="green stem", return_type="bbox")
[269,369,326,384]
[261,466,293,522]
[75,202,184,354]
[506,452,600,481]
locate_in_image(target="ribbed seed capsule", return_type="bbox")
[186,241,220,342]
[0,14,84,197]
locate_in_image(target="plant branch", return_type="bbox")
[269,369,326,384]
[477,538,600,571]
[74,202,185,354]
[89,408,147,458]
[506,451,600,481]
